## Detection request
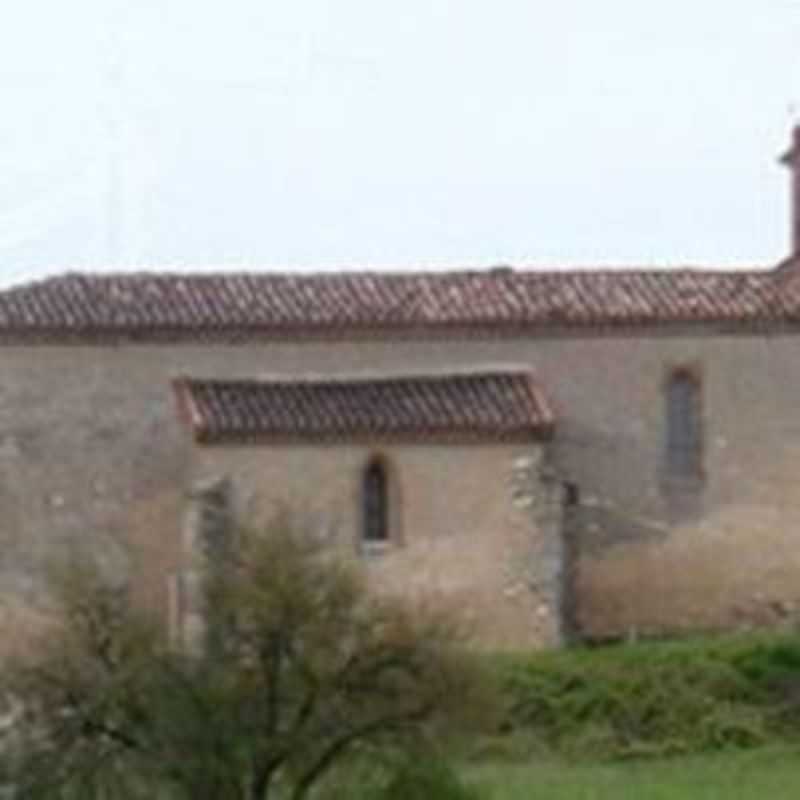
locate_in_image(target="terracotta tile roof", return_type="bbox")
[173,369,554,443]
[0,267,792,340]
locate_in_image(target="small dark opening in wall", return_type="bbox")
[661,366,704,521]
[665,369,703,480]
[363,458,389,543]
[563,481,580,507]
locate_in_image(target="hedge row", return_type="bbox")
[492,632,800,759]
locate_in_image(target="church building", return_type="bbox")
[3,130,800,649]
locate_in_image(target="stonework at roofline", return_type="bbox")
[3,131,800,650]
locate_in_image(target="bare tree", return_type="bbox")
[4,512,486,800]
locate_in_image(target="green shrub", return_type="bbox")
[493,632,800,760]
[374,757,486,800]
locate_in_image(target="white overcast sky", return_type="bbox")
[0,0,799,284]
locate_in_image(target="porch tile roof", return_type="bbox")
[173,369,554,443]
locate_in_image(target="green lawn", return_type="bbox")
[467,747,800,799]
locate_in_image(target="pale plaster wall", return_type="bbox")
[0,331,797,643]
[182,442,564,649]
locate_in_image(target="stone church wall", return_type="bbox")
[0,330,798,645]
[181,442,564,650]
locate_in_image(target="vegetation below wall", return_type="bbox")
[10,501,800,799]
[488,632,800,761]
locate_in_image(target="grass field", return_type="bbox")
[466,747,800,799]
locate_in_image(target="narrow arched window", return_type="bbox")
[665,370,702,479]
[363,459,389,544]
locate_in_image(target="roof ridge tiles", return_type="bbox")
[184,364,539,386]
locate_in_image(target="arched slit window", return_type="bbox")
[665,369,703,479]
[363,458,389,544]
